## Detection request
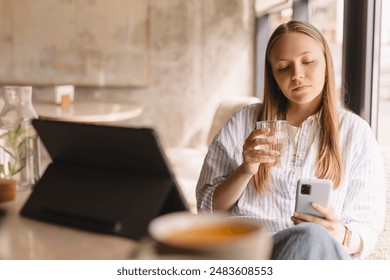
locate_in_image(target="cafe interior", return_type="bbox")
[0,0,389,260]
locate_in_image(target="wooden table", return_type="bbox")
[33,101,143,123]
[0,191,140,260]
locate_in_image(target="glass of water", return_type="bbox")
[255,120,288,158]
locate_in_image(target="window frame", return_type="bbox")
[342,0,382,136]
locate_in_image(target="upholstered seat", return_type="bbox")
[165,96,260,213]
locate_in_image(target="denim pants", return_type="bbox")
[271,223,350,260]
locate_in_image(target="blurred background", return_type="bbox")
[0,0,388,150]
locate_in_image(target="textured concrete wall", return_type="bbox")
[32,0,255,149]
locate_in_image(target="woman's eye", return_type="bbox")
[304,60,314,65]
[278,66,289,72]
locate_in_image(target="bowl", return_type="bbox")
[148,211,272,259]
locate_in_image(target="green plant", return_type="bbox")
[0,125,36,178]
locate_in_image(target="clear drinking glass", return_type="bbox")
[255,120,288,158]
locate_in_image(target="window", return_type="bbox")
[378,0,390,146]
[308,0,344,102]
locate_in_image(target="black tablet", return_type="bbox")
[20,119,188,240]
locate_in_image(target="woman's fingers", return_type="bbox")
[241,150,277,175]
[241,127,281,175]
[311,203,338,222]
[243,129,279,155]
[291,206,345,244]
[248,127,271,140]
[244,148,279,159]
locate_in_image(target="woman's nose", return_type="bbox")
[292,65,305,81]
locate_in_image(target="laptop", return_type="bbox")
[20,119,188,240]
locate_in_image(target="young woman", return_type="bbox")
[196,20,385,260]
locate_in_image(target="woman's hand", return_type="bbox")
[213,127,279,211]
[241,127,280,175]
[291,203,345,245]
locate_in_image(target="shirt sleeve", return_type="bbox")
[196,139,235,213]
[195,104,257,213]
[341,117,386,259]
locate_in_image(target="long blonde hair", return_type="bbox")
[253,20,342,192]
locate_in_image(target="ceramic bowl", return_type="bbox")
[148,211,272,260]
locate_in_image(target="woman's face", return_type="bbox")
[269,32,326,110]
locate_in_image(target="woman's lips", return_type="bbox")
[292,85,310,91]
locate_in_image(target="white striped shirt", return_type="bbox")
[196,103,385,258]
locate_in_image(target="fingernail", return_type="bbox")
[293,212,299,218]
[312,203,318,208]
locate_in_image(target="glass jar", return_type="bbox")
[0,86,40,191]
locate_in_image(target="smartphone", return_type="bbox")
[295,178,333,218]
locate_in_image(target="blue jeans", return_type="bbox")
[271,223,350,260]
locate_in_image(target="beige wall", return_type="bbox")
[32,0,256,149]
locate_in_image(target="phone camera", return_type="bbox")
[301,184,311,195]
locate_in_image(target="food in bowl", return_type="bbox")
[164,223,258,247]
